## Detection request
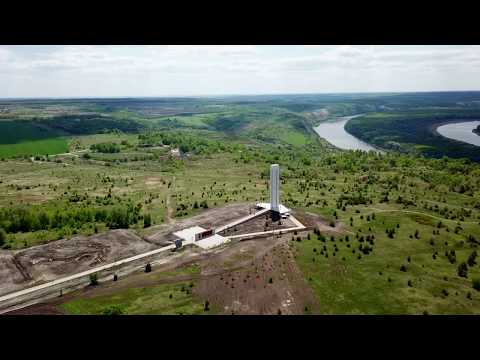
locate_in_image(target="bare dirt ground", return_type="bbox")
[0,229,156,296]
[297,210,353,235]
[4,206,347,315]
[193,233,321,314]
[0,203,254,299]
[9,231,319,315]
[145,202,253,245]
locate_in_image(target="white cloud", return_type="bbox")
[0,45,479,97]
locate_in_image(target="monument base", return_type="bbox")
[270,210,281,222]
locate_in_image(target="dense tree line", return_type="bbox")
[138,131,238,155]
[0,203,143,235]
[90,142,121,153]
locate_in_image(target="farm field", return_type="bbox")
[0,121,68,158]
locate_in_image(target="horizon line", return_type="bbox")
[2,89,480,101]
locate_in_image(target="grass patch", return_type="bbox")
[0,138,68,158]
[61,281,205,315]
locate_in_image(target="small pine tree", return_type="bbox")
[472,278,480,292]
[89,273,98,286]
[143,213,152,228]
[467,250,477,267]
[457,262,468,278]
[0,228,6,247]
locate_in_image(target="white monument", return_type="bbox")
[270,164,280,212]
[256,164,290,216]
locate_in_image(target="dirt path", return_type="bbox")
[364,207,479,224]
[165,176,175,224]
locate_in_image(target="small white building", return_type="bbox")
[173,226,229,250]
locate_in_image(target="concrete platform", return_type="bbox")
[196,234,230,249]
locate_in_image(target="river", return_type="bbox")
[313,114,379,152]
[436,120,480,147]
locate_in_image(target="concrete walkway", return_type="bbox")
[227,215,306,240]
[215,208,269,234]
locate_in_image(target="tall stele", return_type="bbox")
[270,164,280,213]
[256,164,290,217]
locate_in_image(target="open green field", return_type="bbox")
[0,121,68,158]
[0,138,68,158]
[295,209,480,314]
[61,266,206,315]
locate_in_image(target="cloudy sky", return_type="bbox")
[0,45,479,98]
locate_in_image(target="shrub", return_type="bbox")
[204,300,210,312]
[143,213,152,228]
[447,250,457,264]
[400,265,407,272]
[472,278,480,292]
[113,274,118,281]
[457,262,468,278]
[102,306,124,315]
[0,228,6,247]
[145,263,152,273]
[89,273,98,286]
[467,251,477,267]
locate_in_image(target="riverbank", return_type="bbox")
[432,119,480,147]
[313,114,384,153]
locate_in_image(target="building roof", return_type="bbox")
[173,226,206,243]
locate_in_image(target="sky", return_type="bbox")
[0,45,479,98]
